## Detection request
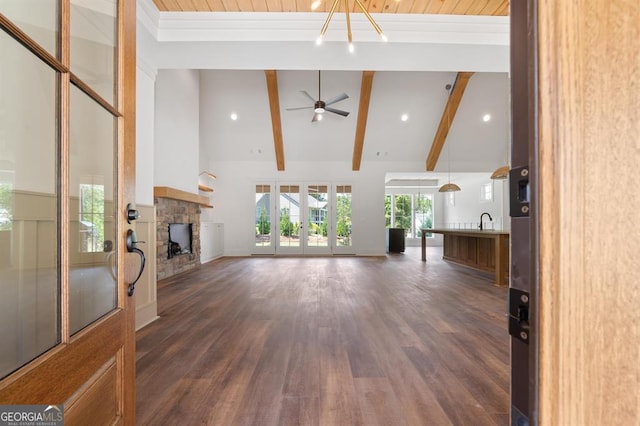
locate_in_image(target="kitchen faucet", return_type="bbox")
[479,212,493,230]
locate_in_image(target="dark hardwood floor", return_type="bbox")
[136,247,509,425]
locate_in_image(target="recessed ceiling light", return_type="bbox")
[401,114,409,122]
[483,114,491,122]
[230,113,238,121]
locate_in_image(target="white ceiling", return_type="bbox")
[139,0,511,174]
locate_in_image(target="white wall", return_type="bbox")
[154,69,200,193]
[440,173,510,231]
[136,66,156,206]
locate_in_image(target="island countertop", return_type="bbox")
[424,228,510,236]
[421,228,510,286]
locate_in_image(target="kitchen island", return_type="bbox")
[421,228,509,287]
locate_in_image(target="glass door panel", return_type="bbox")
[334,185,353,254]
[0,1,59,58]
[414,193,434,238]
[68,84,117,335]
[70,0,117,105]
[306,185,328,248]
[305,184,330,255]
[0,31,60,379]
[276,184,302,254]
[254,184,274,254]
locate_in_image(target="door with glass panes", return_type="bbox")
[0,2,137,424]
[275,184,331,255]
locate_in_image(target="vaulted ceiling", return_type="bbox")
[139,0,511,174]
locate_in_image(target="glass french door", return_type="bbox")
[333,185,354,254]
[254,184,274,254]
[275,183,331,255]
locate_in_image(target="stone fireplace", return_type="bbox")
[154,187,208,280]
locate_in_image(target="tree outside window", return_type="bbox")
[79,183,105,252]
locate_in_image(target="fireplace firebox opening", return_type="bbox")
[168,223,192,259]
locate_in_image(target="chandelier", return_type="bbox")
[315,0,387,52]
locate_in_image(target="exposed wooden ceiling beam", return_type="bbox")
[425,72,474,171]
[352,71,375,171]
[264,70,285,171]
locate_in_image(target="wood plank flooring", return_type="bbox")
[136,247,509,425]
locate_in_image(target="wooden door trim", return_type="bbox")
[120,0,137,422]
[0,310,125,404]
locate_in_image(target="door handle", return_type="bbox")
[126,229,146,297]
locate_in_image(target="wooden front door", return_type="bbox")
[0,1,137,424]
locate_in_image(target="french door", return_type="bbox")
[0,2,137,424]
[276,183,331,255]
[254,183,353,256]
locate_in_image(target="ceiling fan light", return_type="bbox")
[490,165,509,180]
[314,107,325,113]
[438,183,461,192]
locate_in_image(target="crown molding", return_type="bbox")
[150,11,508,46]
[137,0,160,38]
[157,13,508,45]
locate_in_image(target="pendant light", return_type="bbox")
[491,89,510,180]
[439,83,461,193]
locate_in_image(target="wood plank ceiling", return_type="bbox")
[153,0,509,15]
[152,0,509,170]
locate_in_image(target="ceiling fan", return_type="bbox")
[286,70,350,122]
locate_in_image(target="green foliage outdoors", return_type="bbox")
[394,195,412,233]
[257,207,270,235]
[280,208,300,237]
[336,194,351,237]
[0,183,12,231]
[384,195,391,227]
[80,184,105,251]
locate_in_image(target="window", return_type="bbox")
[335,185,352,247]
[79,180,105,253]
[385,193,434,238]
[414,194,434,238]
[0,182,12,231]
[481,182,493,202]
[255,184,272,247]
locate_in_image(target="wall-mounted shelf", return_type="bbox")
[198,184,214,192]
[200,203,214,208]
[154,186,209,206]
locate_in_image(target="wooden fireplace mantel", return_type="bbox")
[153,186,211,207]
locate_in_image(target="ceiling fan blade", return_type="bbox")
[301,90,316,102]
[325,92,349,106]
[325,106,350,117]
[286,106,314,111]
[312,112,322,122]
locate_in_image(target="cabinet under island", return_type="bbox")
[421,229,510,287]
